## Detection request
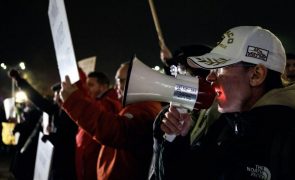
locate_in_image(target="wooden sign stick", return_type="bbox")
[148,0,167,50]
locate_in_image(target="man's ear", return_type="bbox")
[249,64,267,87]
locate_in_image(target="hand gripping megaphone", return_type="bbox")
[123,56,216,110]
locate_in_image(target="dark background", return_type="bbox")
[0,0,294,98]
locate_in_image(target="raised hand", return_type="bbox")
[60,75,78,102]
[8,69,22,81]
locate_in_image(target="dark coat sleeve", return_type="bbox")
[15,78,56,115]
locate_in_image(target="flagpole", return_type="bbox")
[148,0,166,50]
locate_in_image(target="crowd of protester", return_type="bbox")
[1,25,295,180]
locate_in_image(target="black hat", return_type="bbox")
[170,44,212,77]
[172,44,212,66]
[51,82,61,92]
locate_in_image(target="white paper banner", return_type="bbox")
[48,0,79,83]
[3,97,16,120]
[78,56,96,75]
[33,132,54,180]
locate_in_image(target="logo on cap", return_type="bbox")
[217,30,234,49]
[246,46,269,61]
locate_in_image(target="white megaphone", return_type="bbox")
[123,57,216,141]
[123,56,215,110]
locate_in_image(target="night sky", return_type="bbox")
[0,0,294,99]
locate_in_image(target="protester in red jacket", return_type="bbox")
[60,62,162,180]
[75,70,121,180]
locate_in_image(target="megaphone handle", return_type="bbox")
[163,107,187,142]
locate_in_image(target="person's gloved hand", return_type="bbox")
[8,69,27,88]
[8,69,22,81]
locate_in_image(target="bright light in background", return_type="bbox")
[23,72,28,79]
[15,91,28,103]
[153,65,160,71]
[19,62,26,70]
[1,63,7,70]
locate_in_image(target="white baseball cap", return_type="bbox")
[187,26,286,73]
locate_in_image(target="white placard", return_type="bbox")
[78,56,97,75]
[48,0,79,83]
[3,97,16,120]
[42,112,50,135]
[33,132,54,180]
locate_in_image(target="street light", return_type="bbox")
[0,61,28,114]
[0,61,26,71]
[0,61,27,95]
[19,62,26,70]
[1,62,7,70]
[1,61,28,146]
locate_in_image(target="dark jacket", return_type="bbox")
[9,103,42,180]
[14,77,78,180]
[150,84,295,180]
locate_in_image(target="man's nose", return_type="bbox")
[206,71,217,82]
